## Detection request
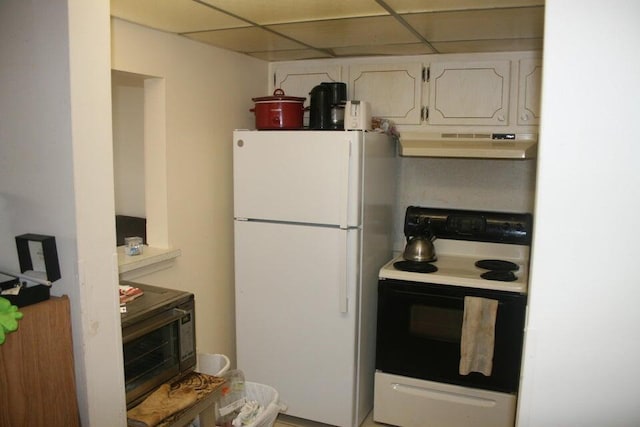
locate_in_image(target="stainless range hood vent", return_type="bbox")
[399,132,538,159]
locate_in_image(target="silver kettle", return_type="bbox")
[403,224,437,263]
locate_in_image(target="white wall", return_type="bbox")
[517,1,640,425]
[0,0,126,425]
[111,18,268,361]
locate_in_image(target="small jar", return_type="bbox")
[124,237,144,256]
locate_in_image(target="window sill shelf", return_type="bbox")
[117,245,181,281]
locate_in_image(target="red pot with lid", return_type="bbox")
[251,89,306,130]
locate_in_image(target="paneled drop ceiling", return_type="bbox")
[110,0,545,61]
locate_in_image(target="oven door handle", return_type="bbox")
[391,289,504,306]
[391,382,498,407]
[122,307,189,343]
[392,289,462,302]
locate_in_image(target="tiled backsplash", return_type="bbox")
[392,157,537,251]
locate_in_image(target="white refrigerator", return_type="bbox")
[233,129,396,427]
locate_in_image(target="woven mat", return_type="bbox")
[127,372,225,427]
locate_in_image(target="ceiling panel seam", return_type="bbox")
[189,0,336,57]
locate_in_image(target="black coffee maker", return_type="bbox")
[309,82,346,130]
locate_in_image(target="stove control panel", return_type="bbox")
[404,206,532,245]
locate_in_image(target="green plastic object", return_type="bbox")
[0,296,23,345]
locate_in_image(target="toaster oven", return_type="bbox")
[120,282,196,408]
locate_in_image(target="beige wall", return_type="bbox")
[111,18,268,361]
[112,73,146,218]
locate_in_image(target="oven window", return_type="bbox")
[410,305,463,343]
[123,322,180,393]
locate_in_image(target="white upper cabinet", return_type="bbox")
[517,58,542,125]
[268,52,542,136]
[427,60,511,126]
[271,64,343,127]
[348,62,423,125]
[272,64,343,101]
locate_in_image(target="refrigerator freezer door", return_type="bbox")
[234,220,360,427]
[233,130,362,228]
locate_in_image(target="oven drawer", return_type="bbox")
[373,372,516,427]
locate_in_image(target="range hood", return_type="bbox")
[399,132,538,159]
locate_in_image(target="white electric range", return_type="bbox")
[374,206,532,427]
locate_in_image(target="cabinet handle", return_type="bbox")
[498,114,505,122]
[521,113,529,121]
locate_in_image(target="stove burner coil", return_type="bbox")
[475,259,519,272]
[393,261,438,273]
[476,259,519,282]
[480,270,518,282]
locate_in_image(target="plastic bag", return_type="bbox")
[215,370,246,427]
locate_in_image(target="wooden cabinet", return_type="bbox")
[0,296,80,427]
[517,58,542,125]
[348,62,423,125]
[427,60,511,126]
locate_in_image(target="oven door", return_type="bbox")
[376,279,527,393]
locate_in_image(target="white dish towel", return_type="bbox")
[459,296,499,376]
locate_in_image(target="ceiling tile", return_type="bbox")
[110,0,248,33]
[198,0,388,25]
[383,0,544,13]
[403,7,544,42]
[248,49,334,62]
[267,16,421,49]
[184,27,307,52]
[432,38,543,53]
[111,0,546,60]
[333,43,436,57]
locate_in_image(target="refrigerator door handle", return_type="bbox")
[340,229,358,314]
[338,140,351,229]
[340,234,349,313]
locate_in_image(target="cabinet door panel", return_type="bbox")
[273,64,343,127]
[428,60,510,126]
[518,58,542,125]
[0,297,80,426]
[349,63,423,125]
[273,64,342,101]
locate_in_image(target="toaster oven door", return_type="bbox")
[122,305,190,407]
